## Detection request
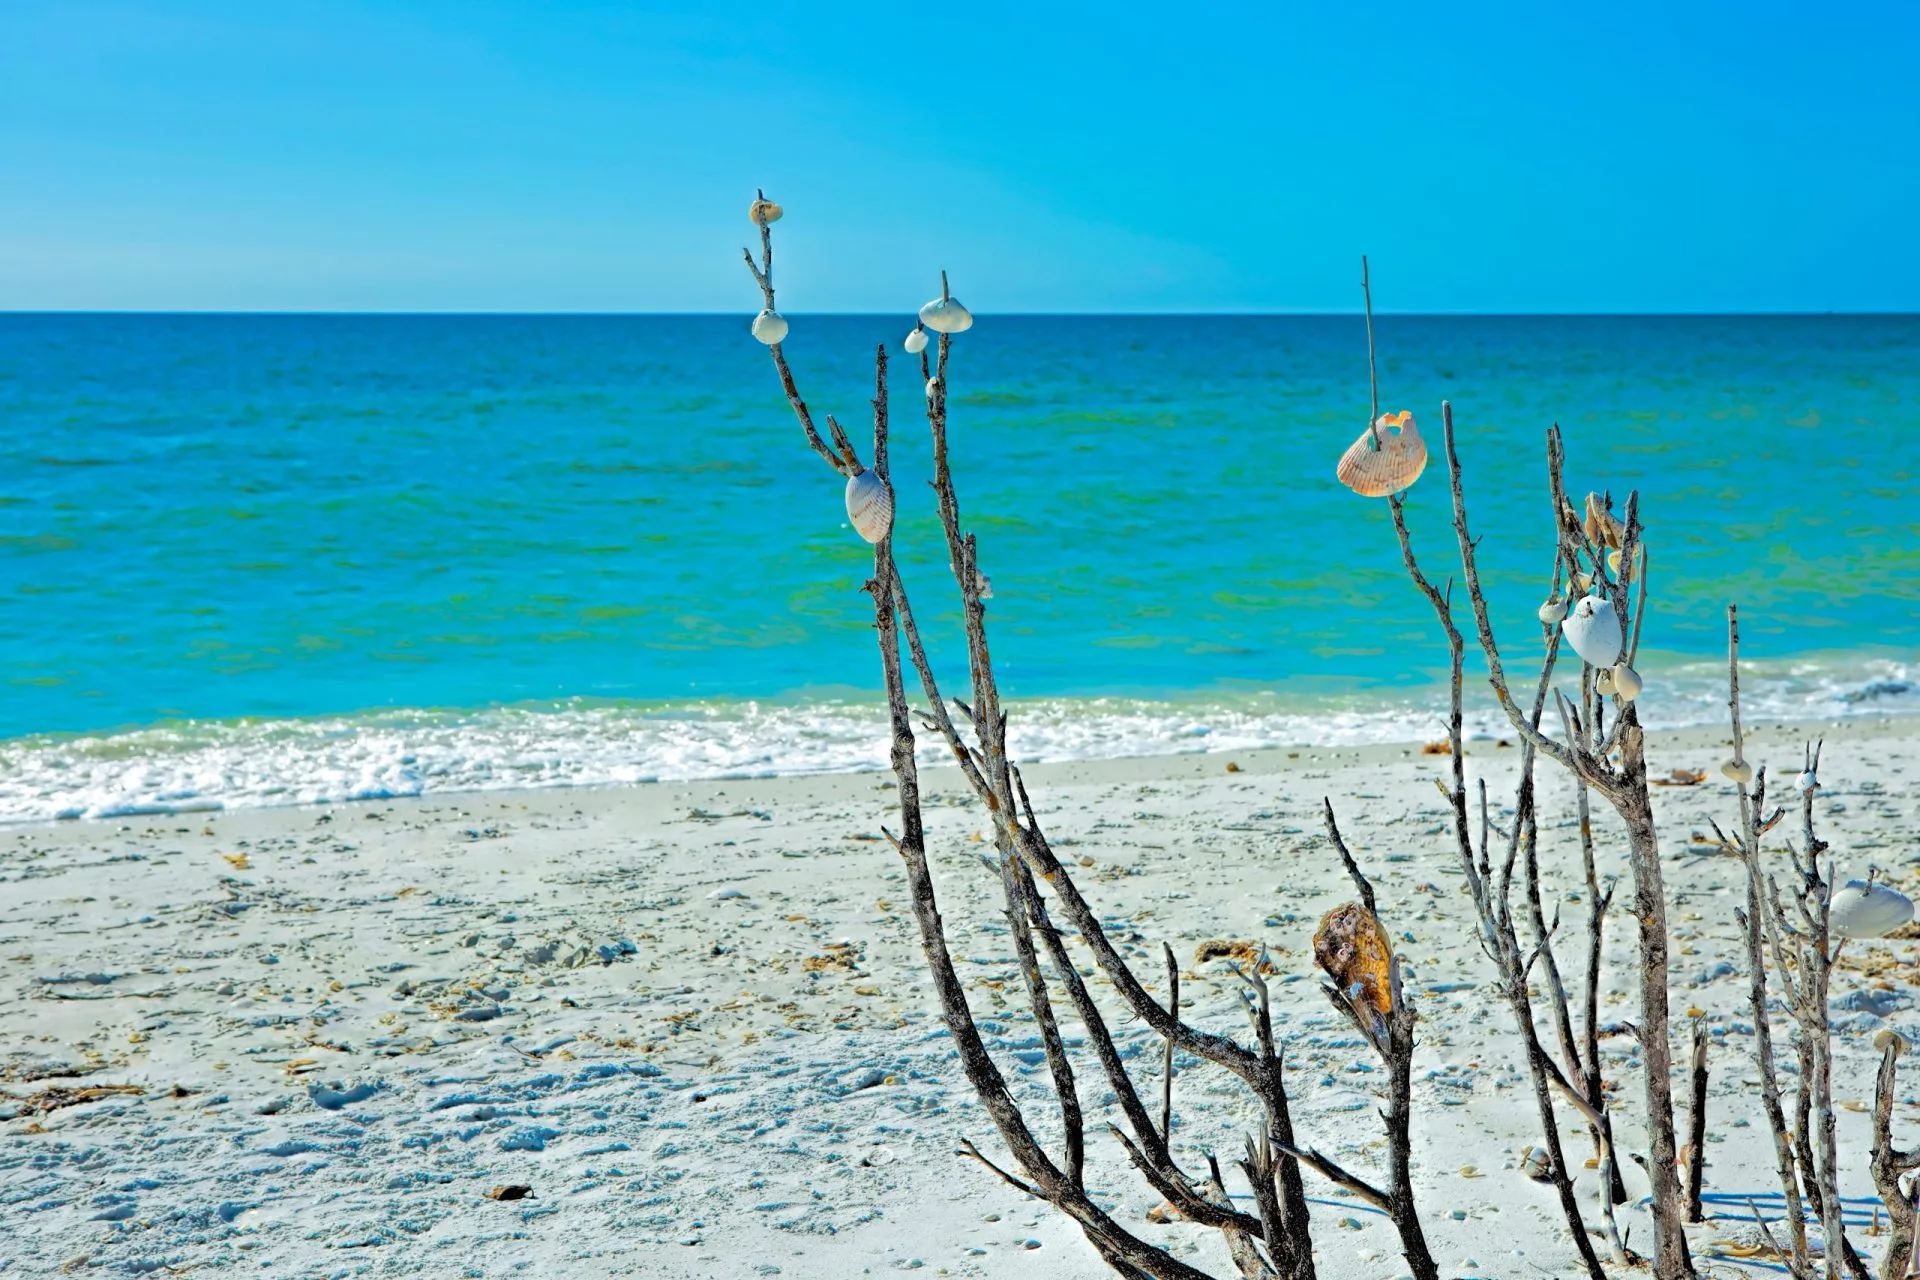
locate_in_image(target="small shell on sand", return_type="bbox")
[708,886,748,900]
[1336,412,1427,497]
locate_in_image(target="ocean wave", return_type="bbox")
[0,659,1911,823]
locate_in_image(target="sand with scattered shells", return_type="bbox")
[4,715,1918,1278]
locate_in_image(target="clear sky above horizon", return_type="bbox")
[2,2,1916,314]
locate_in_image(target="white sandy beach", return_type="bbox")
[4,714,1918,1278]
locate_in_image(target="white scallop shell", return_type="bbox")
[919,296,974,334]
[845,469,893,543]
[1538,596,1569,625]
[1830,879,1914,940]
[1722,758,1753,785]
[1335,412,1427,497]
[904,328,928,355]
[751,310,788,345]
[1560,595,1622,668]
[1612,663,1644,701]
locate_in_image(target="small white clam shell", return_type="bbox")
[919,296,974,334]
[1722,758,1753,785]
[1795,770,1819,793]
[844,468,894,543]
[1612,663,1643,701]
[1830,879,1914,940]
[904,327,928,355]
[1335,412,1427,497]
[749,197,783,226]
[1876,1029,1911,1056]
[1560,595,1622,668]
[926,377,940,399]
[1538,596,1569,625]
[751,310,788,345]
[1595,669,1616,696]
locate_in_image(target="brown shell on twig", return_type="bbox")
[749,196,784,226]
[1336,411,1427,497]
[1583,492,1626,549]
[1313,902,1394,1017]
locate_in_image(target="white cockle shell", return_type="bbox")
[751,310,789,345]
[1612,663,1644,701]
[1538,596,1569,625]
[904,327,928,355]
[1831,879,1914,940]
[845,469,894,543]
[919,296,974,334]
[1335,411,1428,498]
[1722,758,1753,785]
[1560,595,1622,668]
[1595,669,1616,696]
[1796,770,1820,793]
[749,197,783,226]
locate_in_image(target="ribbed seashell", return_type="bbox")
[1795,770,1819,793]
[1612,663,1644,701]
[904,327,928,355]
[1335,411,1427,497]
[1538,596,1569,625]
[1519,1146,1554,1183]
[1722,758,1753,785]
[1595,669,1616,696]
[751,310,788,345]
[844,469,894,543]
[1830,879,1914,940]
[1560,595,1622,668]
[749,197,783,226]
[919,296,974,334]
[1313,902,1394,1024]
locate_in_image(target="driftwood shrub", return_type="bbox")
[738,196,1909,1280]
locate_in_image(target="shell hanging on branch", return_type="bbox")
[1831,880,1914,940]
[1722,758,1753,785]
[1611,662,1644,701]
[1313,901,1395,1021]
[844,468,894,543]
[751,310,789,345]
[1537,595,1569,626]
[749,196,784,226]
[1583,492,1626,550]
[919,295,974,334]
[904,327,928,355]
[1560,595,1622,668]
[1335,411,1427,497]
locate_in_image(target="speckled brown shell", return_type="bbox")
[1313,901,1394,1017]
[1336,412,1427,497]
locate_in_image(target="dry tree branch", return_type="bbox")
[1438,405,1695,1280]
[1353,262,1611,1279]
[1871,1031,1920,1280]
[1311,800,1439,1280]
[744,202,1233,1280]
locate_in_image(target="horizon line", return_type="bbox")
[4,308,1917,319]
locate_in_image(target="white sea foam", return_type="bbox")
[0,659,1910,824]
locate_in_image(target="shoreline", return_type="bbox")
[4,712,1918,1275]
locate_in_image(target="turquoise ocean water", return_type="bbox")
[0,313,1914,820]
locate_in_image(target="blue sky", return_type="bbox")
[2,2,1915,313]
